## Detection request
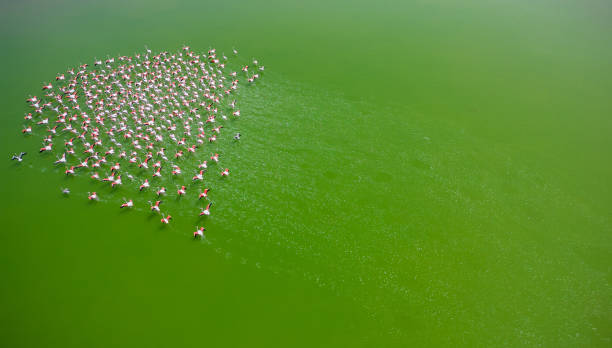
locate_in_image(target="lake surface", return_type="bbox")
[0,0,610,346]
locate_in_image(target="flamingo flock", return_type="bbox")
[17,45,264,238]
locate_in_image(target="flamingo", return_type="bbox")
[193,226,205,239]
[76,158,89,168]
[14,46,265,234]
[192,170,204,181]
[54,153,66,164]
[39,143,52,152]
[120,199,133,208]
[102,173,115,182]
[111,175,122,187]
[200,202,212,216]
[198,188,209,200]
[161,214,172,224]
[148,200,162,213]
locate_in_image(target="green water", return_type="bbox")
[1,0,611,346]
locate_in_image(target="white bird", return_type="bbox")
[10,152,27,162]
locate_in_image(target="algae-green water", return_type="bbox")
[1,0,610,346]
